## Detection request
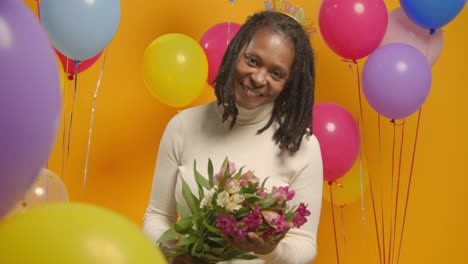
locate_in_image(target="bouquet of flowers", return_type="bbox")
[157,158,311,263]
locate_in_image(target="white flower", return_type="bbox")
[226,179,241,194]
[200,187,217,208]
[216,191,245,212]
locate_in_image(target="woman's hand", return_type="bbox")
[224,222,293,255]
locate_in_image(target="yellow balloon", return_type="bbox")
[142,33,208,108]
[0,203,167,264]
[323,158,369,207]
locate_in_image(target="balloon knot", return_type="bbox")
[429,28,436,35]
[68,74,74,81]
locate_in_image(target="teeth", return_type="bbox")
[247,89,258,96]
[243,84,261,97]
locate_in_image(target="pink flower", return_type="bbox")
[215,214,245,240]
[256,188,267,199]
[260,211,287,239]
[270,186,295,205]
[239,171,259,187]
[292,203,310,228]
[241,205,262,232]
[215,161,236,184]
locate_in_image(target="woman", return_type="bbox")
[143,11,323,264]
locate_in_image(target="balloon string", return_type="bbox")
[83,50,108,188]
[396,107,422,264]
[353,60,383,264]
[66,61,81,160]
[391,119,406,264]
[45,171,49,201]
[227,1,234,46]
[340,206,347,249]
[342,59,383,264]
[329,182,340,264]
[61,60,70,180]
[359,153,372,264]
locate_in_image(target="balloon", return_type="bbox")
[381,8,443,66]
[400,0,467,31]
[40,0,121,60]
[55,48,103,80]
[322,158,369,207]
[0,203,167,264]
[6,168,68,217]
[362,43,432,120]
[312,103,360,182]
[200,22,241,85]
[319,0,388,60]
[143,33,208,108]
[0,0,61,219]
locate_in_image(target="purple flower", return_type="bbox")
[270,186,295,205]
[241,205,263,232]
[292,203,311,228]
[215,214,245,240]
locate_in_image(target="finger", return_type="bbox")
[247,232,264,246]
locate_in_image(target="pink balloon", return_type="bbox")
[200,22,241,84]
[381,7,443,66]
[55,48,102,80]
[319,0,388,60]
[312,103,360,182]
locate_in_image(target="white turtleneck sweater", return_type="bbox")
[143,101,323,264]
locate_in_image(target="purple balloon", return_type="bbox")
[0,0,61,218]
[362,43,432,119]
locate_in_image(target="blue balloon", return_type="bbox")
[400,0,466,30]
[40,0,121,61]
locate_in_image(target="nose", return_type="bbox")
[251,68,267,88]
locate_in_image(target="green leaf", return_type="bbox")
[207,236,226,245]
[180,176,199,215]
[174,216,193,233]
[156,226,180,243]
[233,166,245,180]
[224,248,250,258]
[236,253,259,260]
[261,176,270,190]
[177,203,191,219]
[208,159,214,187]
[176,235,198,246]
[194,160,210,189]
[235,207,250,218]
[258,198,277,209]
[202,221,221,235]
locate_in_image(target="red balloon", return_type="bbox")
[319,0,388,60]
[55,48,102,80]
[200,22,241,85]
[312,103,360,182]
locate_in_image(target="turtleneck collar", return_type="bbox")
[215,102,274,125]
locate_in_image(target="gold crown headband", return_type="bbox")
[263,0,316,35]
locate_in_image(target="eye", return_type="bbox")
[271,71,284,80]
[245,55,258,66]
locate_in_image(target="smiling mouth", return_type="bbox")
[241,83,263,97]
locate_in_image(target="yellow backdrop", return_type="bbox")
[23,0,468,263]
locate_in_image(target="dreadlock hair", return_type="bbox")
[213,11,315,153]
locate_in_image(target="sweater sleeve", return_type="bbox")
[257,135,323,264]
[142,114,182,244]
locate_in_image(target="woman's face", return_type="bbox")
[233,27,295,109]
